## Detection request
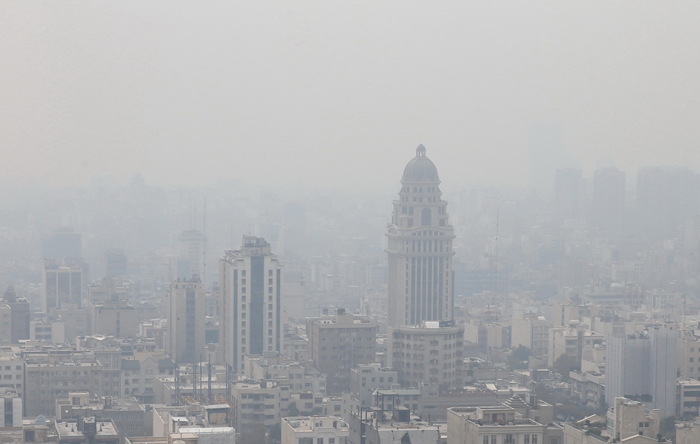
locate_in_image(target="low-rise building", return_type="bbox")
[349,364,399,407]
[55,417,120,444]
[606,397,660,441]
[282,416,349,444]
[446,406,563,444]
[231,380,289,432]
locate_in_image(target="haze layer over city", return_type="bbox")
[1,2,700,444]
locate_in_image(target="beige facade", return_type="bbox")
[231,380,289,431]
[548,323,604,368]
[166,278,206,364]
[511,314,551,357]
[386,145,455,328]
[447,406,563,444]
[677,330,700,380]
[307,311,376,394]
[388,321,464,389]
[606,397,660,442]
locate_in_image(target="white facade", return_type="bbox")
[386,145,455,328]
[220,236,283,373]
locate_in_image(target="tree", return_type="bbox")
[288,402,300,416]
[268,423,281,444]
[659,416,676,443]
[553,354,578,381]
[507,346,532,370]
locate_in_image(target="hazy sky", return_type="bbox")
[2,1,700,191]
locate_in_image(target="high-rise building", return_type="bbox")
[606,326,678,417]
[1,285,30,343]
[386,145,455,328]
[219,236,283,373]
[166,277,206,364]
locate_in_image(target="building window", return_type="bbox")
[532,435,538,444]
[483,437,489,444]
[525,435,530,444]
[505,435,514,444]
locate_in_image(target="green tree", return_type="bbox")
[659,416,676,443]
[553,354,578,381]
[288,402,300,416]
[507,346,532,370]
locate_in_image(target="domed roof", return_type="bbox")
[402,144,439,182]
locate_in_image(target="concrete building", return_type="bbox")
[167,277,207,364]
[282,416,349,444]
[23,350,107,417]
[387,320,464,389]
[606,397,660,441]
[231,379,289,432]
[307,310,377,394]
[677,329,700,380]
[447,406,563,444]
[386,144,456,328]
[548,322,604,368]
[30,318,66,343]
[0,354,25,401]
[348,409,441,444]
[220,236,283,373]
[0,388,22,428]
[511,314,551,358]
[56,393,150,439]
[606,326,678,417]
[349,364,398,408]
[90,300,138,338]
[54,417,119,444]
[243,352,327,396]
[676,378,700,417]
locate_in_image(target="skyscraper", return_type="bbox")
[219,236,282,373]
[386,145,455,327]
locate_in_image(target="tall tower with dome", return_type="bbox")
[386,144,455,327]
